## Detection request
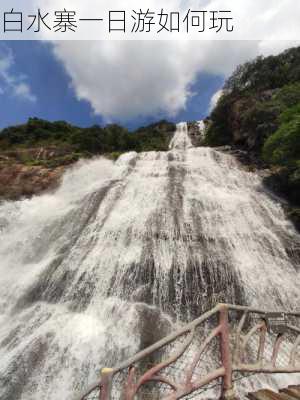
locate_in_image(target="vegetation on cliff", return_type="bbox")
[205,46,300,230]
[0,119,175,159]
[0,119,175,200]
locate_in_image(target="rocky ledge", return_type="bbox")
[0,146,79,201]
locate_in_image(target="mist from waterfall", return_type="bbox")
[0,122,299,399]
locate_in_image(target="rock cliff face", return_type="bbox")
[0,146,77,201]
[223,90,278,150]
[187,120,209,147]
[0,164,65,200]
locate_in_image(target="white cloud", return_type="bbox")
[0,45,37,103]
[52,40,203,120]
[209,89,223,112]
[13,82,37,103]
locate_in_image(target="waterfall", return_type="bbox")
[0,123,299,399]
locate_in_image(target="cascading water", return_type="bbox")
[0,122,299,399]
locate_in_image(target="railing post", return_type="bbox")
[99,368,114,400]
[219,305,237,400]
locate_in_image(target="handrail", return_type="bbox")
[73,304,221,400]
[225,304,300,317]
[73,303,300,400]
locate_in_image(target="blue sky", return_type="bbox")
[0,41,224,131]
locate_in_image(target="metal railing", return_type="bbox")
[74,304,300,400]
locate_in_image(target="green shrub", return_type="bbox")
[263,105,300,167]
[274,82,300,107]
[0,118,175,156]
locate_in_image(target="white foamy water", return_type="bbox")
[197,120,206,142]
[169,121,193,150]
[0,123,299,399]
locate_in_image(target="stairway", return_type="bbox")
[248,386,300,400]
